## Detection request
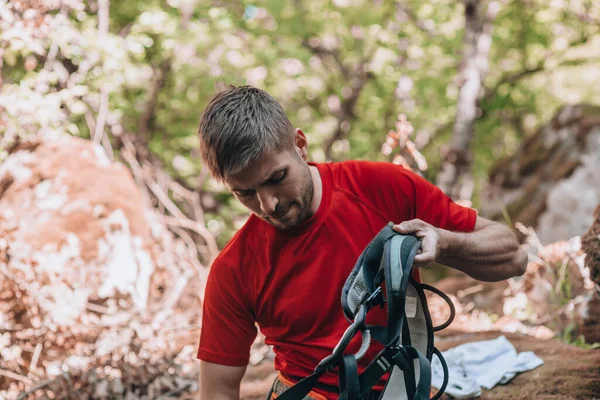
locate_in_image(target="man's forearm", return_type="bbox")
[436,223,528,282]
[199,361,245,400]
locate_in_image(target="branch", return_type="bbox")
[92,88,109,145]
[151,268,192,328]
[98,0,109,36]
[0,368,33,384]
[120,137,219,263]
[43,5,69,72]
[162,215,218,263]
[483,30,600,101]
[86,108,113,160]
[118,137,154,209]
[139,60,172,138]
[396,3,437,36]
[301,38,350,80]
[29,343,43,375]
[16,375,62,400]
[146,180,204,238]
[92,0,111,161]
[484,56,600,102]
[323,69,372,160]
[167,223,206,270]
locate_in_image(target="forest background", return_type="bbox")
[1,0,599,399]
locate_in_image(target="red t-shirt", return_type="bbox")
[198,160,476,399]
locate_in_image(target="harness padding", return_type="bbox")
[277,223,454,400]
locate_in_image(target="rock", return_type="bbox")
[481,104,600,245]
[578,205,600,343]
[0,135,155,317]
[581,204,600,288]
[0,135,205,398]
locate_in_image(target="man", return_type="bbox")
[196,85,527,400]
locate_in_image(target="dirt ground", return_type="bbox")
[237,330,600,400]
[434,330,600,400]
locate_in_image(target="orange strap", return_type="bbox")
[270,372,329,400]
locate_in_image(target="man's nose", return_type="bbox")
[257,189,278,215]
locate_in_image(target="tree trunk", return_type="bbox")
[436,0,500,201]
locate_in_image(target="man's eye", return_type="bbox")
[271,172,286,183]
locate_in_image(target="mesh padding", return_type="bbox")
[407,283,430,356]
[413,357,421,389]
[347,269,368,315]
[346,247,387,316]
[380,365,407,400]
[382,282,430,394]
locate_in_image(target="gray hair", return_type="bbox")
[197,85,295,182]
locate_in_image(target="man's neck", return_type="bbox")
[308,165,322,216]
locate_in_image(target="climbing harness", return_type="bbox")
[275,222,455,400]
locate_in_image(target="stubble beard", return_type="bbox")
[269,162,314,231]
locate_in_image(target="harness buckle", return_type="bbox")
[389,345,410,370]
[365,286,385,309]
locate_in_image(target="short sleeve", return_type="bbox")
[405,168,476,233]
[339,161,476,233]
[197,259,257,366]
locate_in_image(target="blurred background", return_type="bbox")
[1,0,599,399]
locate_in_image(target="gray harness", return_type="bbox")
[276,223,453,400]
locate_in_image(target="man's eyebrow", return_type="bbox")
[231,167,287,192]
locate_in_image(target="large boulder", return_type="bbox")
[480,104,600,245]
[579,204,600,343]
[0,135,204,399]
[0,136,155,317]
[581,204,600,287]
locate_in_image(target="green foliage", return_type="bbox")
[1,0,599,244]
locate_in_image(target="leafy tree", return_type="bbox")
[1,0,599,244]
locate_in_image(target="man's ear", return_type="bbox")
[294,128,308,160]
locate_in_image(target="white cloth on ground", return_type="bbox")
[431,335,544,399]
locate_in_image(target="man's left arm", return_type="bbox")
[393,216,528,282]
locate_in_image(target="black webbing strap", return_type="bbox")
[421,284,456,332]
[339,354,360,400]
[402,346,432,400]
[362,223,396,293]
[366,325,387,345]
[401,317,416,397]
[430,347,449,400]
[358,347,405,396]
[357,345,431,400]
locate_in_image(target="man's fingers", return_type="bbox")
[392,219,439,268]
[413,251,434,267]
[413,254,433,268]
[392,219,426,234]
[414,252,434,263]
[413,238,436,267]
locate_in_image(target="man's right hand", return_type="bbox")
[199,361,247,400]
